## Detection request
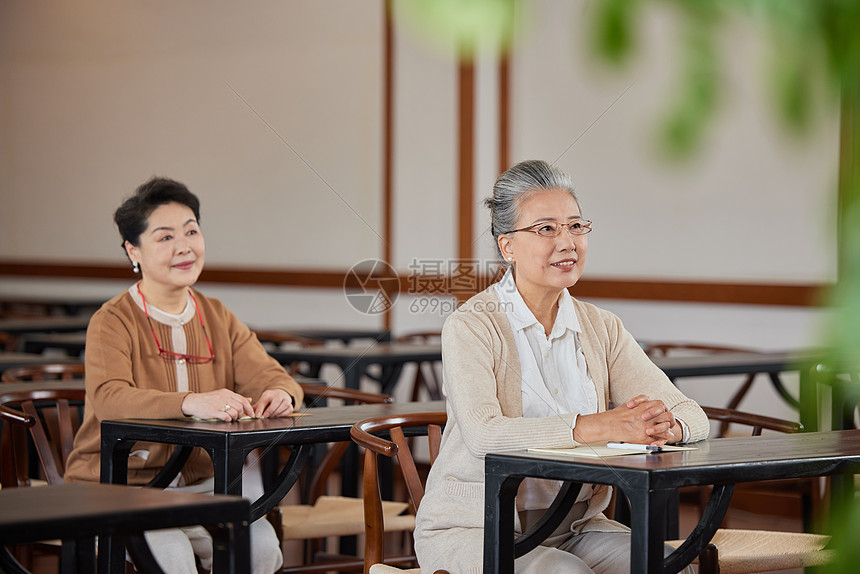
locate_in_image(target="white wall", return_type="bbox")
[0,1,384,269]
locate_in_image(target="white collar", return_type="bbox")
[128,284,195,326]
[494,268,581,338]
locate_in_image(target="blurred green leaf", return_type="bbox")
[396,0,517,60]
[588,0,640,66]
[658,5,720,158]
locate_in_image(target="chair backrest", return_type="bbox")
[0,387,87,487]
[1,362,86,383]
[297,382,393,504]
[350,411,446,574]
[701,406,803,436]
[642,343,755,357]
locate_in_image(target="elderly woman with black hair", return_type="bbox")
[413,160,707,573]
[65,177,302,573]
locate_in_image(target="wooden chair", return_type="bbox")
[350,411,449,574]
[664,406,834,573]
[269,384,417,574]
[0,386,85,487]
[0,386,88,572]
[1,362,86,383]
[394,332,442,402]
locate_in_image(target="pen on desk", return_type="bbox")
[606,441,662,452]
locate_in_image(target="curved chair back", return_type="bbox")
[269,385,401,574]
[350,411,447,574]
[0,387,86,487]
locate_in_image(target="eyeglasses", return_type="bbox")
[504,219,593,238]
[138,286,215,364]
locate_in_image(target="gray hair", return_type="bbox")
[483,160,580,263]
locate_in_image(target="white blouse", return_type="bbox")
[494,269,596,510]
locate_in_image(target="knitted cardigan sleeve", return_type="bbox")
[440,302,579,458]
[574,299,710,443]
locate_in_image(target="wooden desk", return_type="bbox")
[0,295,104,317]
[651,349,824,429]
[100,400,445,569]
[484,430,860,574]
[0,482,249,574]
[0,380,85,401]
[20,332,87,356]
[268,328,392,344]
[267,342,442,394]
[0,353,82,376]
[0,316,91,336]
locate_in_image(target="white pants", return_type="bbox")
[142,459,283,574]
[143,519,282,574]
[515,529,693,574]
[515,505,694,574]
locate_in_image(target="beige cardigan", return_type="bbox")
[413,287,708,573]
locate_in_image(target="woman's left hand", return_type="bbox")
[253,389,296,418]
[625,395,679,445]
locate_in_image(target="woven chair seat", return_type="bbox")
[279,495,414,539]
[667,529,834,574]
[369,566,420,574]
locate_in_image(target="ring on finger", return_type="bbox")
[224,404,232,412]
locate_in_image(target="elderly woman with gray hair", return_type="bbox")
[413,160,707,573]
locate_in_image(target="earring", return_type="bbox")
[132,262,139,273]
[507,257,513,263]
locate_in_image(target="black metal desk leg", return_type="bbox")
[627,488,672,574]
[209,520,251,574]
[483,469,522,574]
[211,448,247,497]
[99,438,134,574]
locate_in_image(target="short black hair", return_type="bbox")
[114,177,201,248]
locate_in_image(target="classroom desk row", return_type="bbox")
[0,343,849,433]
[82,395,860,574]
[3,370,859,574]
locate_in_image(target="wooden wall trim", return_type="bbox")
[383,0,394,268]
[382,0,395,330]
[0,261,826,307]
[499,56,510,172]
[457,60,475,263]
[569,278,824,307]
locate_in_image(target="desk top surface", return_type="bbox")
[0,315,92,334]
[650,349,820,377]
[488,429,860,487]
[265,328,391,342]
[0,483,247,543]
[268,342,442,362]
[0,352,82,372]
[0,379,85,400]
[102,399,446,444]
